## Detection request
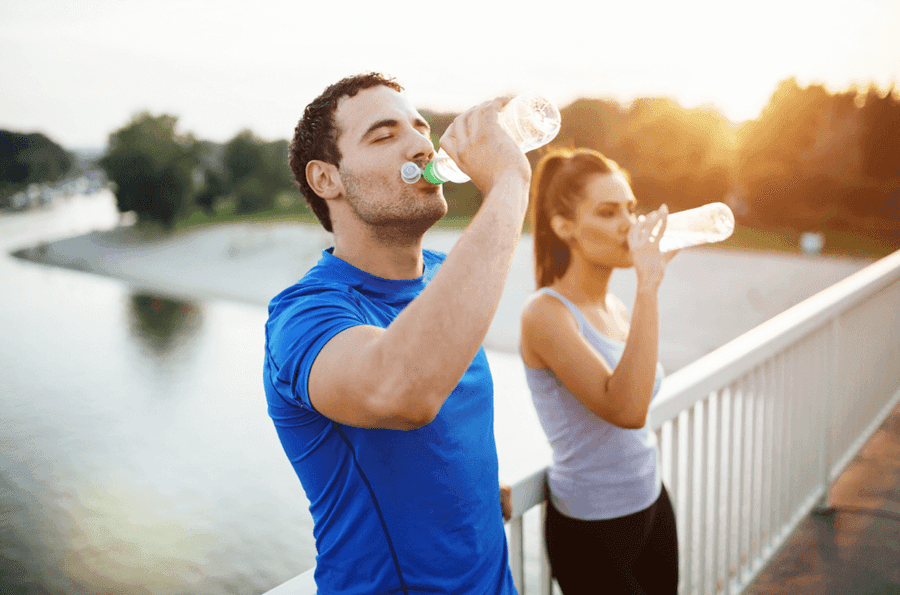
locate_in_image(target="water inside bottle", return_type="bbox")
[498,95,561,152]
[657,203,735,251]
[659,230,729,252]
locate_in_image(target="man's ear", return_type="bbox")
[550,214,573,242]
[306,160,342,200]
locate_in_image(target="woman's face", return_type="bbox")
[554,172,638,268]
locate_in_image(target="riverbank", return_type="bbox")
[9,192,877,373]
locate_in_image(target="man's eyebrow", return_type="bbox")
[360,119,399,141]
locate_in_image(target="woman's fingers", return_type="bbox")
[654,204,669,241]
[630,206,668,250]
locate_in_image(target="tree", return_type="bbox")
[556,98,625,156]
[859,84,900,180]
[100,112,199,228]
[0,130,73,199]
[223,130,263,185]
[216,131,296,214]
[194,169,229,216]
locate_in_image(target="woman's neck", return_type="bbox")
[553,257,614,310]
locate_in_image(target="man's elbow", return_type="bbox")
[367,383,442,430]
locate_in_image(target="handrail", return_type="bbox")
[263,249,900,594]
[650,248,900,426]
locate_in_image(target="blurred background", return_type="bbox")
[2,0,898,251]
[1,0,898,593]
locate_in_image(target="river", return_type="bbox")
[0,193,872,594]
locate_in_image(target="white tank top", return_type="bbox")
[524,287,664,520]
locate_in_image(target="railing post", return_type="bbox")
[538,502,553,595]
[509,517,524,593]
[816,317,840,513]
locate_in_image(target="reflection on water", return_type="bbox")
[0,200,318,594]
[128,292,203,359]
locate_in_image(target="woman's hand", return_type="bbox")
[628,204,676,292]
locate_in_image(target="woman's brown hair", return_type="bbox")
[530,147,628,288]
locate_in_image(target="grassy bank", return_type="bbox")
[170,195,898,260]
[716,225,899,259]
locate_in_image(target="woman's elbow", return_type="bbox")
[597,404,649,430]
[615,413,649,430]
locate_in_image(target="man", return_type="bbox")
[263,72,530,594]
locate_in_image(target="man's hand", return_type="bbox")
[438,97,531,196]
[500,481,512,522]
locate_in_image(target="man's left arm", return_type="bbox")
[500,481,512,522]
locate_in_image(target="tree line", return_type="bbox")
[94,78,900,234]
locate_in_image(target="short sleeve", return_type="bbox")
[264,285,365,410]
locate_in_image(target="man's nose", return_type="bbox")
[407,129,435,163]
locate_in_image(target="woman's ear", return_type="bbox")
[306,160,342,200]
[550,214,573,242]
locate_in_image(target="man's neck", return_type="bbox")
[332,225,426,280]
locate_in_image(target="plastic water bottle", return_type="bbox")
[657,202,735,252]
[400,91,561,185]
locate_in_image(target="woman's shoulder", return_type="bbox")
[520,289,585,343]
[522,288,575,326]
[521,290,581,369]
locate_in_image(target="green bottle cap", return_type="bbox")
[422,163,444,185]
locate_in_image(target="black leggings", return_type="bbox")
[544,484,679,594]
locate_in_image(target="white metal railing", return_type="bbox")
[264,249,900,595]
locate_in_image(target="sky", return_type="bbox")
[2,0,898,150]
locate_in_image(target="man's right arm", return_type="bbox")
[308,98,531,430]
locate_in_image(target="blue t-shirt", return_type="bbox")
[264,248,516,595]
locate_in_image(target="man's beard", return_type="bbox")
[340,168,447,245]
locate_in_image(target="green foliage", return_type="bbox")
[733,79,900,238]
[234,176,270,214]
[556,99,624,155]
[100,112,199,228]
[224,130,264,184]
[0,130,73,197]
[96,78,900,243]
[860,85,900,180]
[194,169,228,215]
[188,130,296,217]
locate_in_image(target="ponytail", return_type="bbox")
[530,148,624,288]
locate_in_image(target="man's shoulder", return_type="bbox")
[265,263,364,341]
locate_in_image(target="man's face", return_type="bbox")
[333,85,445,237]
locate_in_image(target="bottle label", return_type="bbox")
[422,163,444,185]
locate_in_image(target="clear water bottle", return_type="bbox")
[400,91,561,185]
[657,202,735,252]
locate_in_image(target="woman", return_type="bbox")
[520,148,678,594]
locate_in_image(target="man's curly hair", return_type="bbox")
[289,72,404,232]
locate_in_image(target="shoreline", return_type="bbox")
[7,195,877,372]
